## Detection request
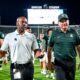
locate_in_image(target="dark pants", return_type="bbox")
[54,58,76,80]
[10,62,34,80]
[0,60,2,67]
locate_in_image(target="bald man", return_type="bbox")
[0,16,41,80]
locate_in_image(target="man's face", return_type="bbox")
[58,19,69,31]
[26,29,32,33]
[39,34,44,39]
[48,30,53,37]
[17,17,28,34]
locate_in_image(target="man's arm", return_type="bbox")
[0,34,9,64]
[77,45,80,57]
[0,38,8,64]
[0,50,8,64]
[0,38,6,58]
[76,45,80,70]
[47,47,53,70]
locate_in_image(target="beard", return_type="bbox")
[18,27,25,34]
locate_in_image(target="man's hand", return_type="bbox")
[0,50,7,58]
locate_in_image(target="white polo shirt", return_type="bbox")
[1,30,39,64]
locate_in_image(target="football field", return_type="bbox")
[0,57,80,80]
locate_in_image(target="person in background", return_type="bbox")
[37,33,47,75]
[48,13,80,80]
[0,16,42,80]
[45,28,55,79]
[0,32,5,70]
[25,26,32,33]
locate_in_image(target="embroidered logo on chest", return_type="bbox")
[70,34,73,38]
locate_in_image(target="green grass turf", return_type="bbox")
[0,57,80,80]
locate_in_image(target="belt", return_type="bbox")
[18,61,32,66]
[11,61,33,69]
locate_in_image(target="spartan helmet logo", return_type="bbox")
[70,34,73,37]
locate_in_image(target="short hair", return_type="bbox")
[16,16,26,22]
[26,26,31,29]
[47,28,53,34]
[16,16,27,26]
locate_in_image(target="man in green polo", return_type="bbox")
[0,32,4,70]
[48,13,80,80]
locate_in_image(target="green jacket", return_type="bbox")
[49,28,80,61]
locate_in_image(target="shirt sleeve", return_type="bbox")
[32,34,39,50]
[1,34,9,51]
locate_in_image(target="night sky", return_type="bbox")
[0,0,80,25]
